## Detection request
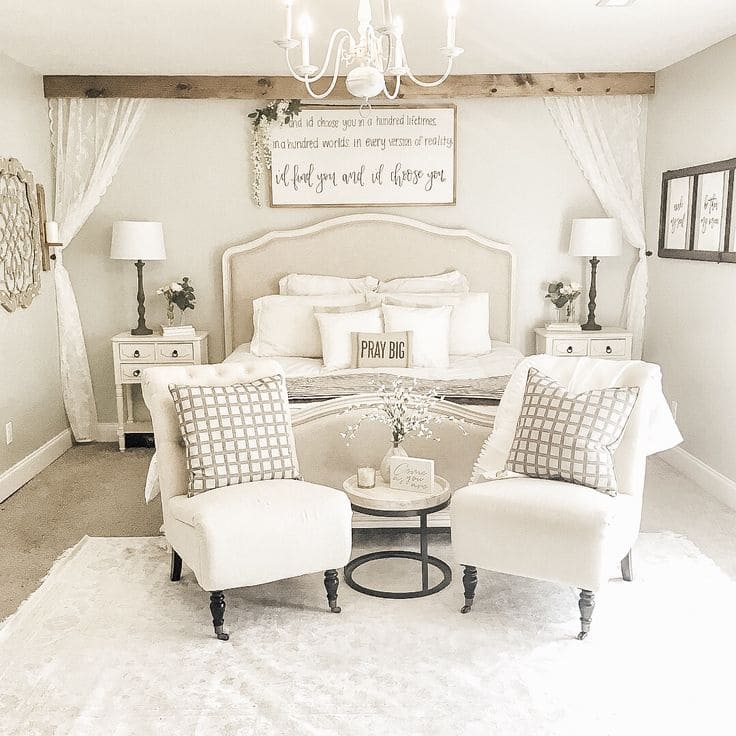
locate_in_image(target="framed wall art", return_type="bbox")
[0,157,42,312]
[658,157,736,262]
[268,104,457,207]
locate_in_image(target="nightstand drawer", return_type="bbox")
[118,343,155,362]
[155,343,194,362]
[120,363,156,383]
[552,339,589,357]
[590,338,627,358]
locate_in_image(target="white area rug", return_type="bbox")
[1,533,734,736]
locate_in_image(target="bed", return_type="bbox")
[221,213,522,526]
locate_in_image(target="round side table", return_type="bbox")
[342,475,452,599]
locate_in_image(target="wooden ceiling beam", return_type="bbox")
[43,72,655,99]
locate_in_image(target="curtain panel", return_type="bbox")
[545,95,648,359]
[49,98,148,441]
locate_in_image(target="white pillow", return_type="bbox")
[382,303,452,369]
[315,308,383,370]
[377,270,469,294]
[279,273,379,295]
[251,294,366,357]
[383,292,492,355]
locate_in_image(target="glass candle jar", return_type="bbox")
[357,466,376,489]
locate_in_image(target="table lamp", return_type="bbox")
[569,218,622,331]
[110,221,166,336]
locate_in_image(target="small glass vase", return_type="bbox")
[557,300,577,323]
[380,441,408,483]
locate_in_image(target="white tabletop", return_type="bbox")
[343,475,451,513]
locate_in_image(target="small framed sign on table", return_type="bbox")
[268,105,456,207]
[389,456,435,494]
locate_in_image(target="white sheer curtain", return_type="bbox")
[544,95,648,359]
[49,98,148,441]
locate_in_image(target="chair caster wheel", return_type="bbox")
[329,604,341,614]
[214,625,230,641]
[577,631,588,640]
[461,604,473,614]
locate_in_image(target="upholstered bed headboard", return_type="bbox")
[222,214,515,355]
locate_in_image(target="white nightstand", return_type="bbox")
[111,331,209,451]
[534,326,633,361]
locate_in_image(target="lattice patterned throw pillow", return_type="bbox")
[506,368,639,496]
[169,376,301,496]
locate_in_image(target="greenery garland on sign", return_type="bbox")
[248,99,302,207]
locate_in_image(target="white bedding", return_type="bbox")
[225,341,523,381]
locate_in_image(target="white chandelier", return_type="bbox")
[274,0,463,102]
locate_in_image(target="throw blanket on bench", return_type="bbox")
[285,373,511,404]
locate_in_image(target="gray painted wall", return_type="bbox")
[644,34,736,480]
[0,54,68,474]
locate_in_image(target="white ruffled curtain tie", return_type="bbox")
[50,98,148,441]
[545,95,648,359]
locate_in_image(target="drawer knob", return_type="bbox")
[606,345,612,355]
[133,369,141,377]
[133,349,140,358]
[566,345,573,354]
[172,350,179,358]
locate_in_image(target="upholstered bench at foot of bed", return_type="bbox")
[165,480,353,594]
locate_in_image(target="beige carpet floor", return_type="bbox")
[2,444,736,621]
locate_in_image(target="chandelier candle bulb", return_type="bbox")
[299,14,312,68]
[392,17,405,70]
[45,221,59,243]
[358,0,372,26]
[283,0,293,40]
[382,0,393,26]
[446,0,459,48]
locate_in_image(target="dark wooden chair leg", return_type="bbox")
[621,550,634,582]
[324,569,341,613]
[577,589,595,640]
[209,591,230,641]
[170,550,182,582]
[461,565,478,614]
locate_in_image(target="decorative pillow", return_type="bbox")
[377,270,470,294]
[381,303,452,369]
[169,376,301,496]
[315,307,383,370]
[251,294,365,358]
[279,273,379,295]
[351,331,413,368]
[383,292,492,355]
[506,368,639,496]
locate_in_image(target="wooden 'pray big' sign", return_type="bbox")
[351,331,413,368]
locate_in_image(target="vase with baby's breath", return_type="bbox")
[341,379,467,482]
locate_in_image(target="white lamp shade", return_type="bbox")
[569,218,623,258]
[110,221,166,261]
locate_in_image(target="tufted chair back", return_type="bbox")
[471,355,682,498]
[141,361,284,513]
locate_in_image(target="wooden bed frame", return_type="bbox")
[221,213,517,527]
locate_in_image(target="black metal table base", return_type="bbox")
[345,550,452,599]
[345,502,452,599]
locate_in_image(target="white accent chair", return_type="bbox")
[142,362,353,640]
[451,355,682,639]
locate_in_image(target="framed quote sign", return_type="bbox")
[658,157,736,262]
[268,104,456,207]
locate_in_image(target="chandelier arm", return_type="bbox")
[382,75,402,100]
[285,28,355,84]
[302,36,351,99]
[404,56,455,88]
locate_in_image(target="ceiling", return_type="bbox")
[2,0,735,75]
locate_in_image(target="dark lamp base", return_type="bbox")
[580,321,602,332]
[131,325,153,336]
